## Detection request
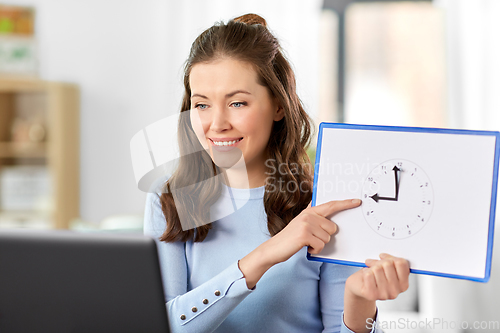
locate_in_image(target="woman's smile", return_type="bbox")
[209,137,244,152]
[209,137,243,147]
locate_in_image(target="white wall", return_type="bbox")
[6,0,322,223]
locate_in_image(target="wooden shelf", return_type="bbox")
[0,141,47,158]
[0,78,46,93]
[0,78,79,229]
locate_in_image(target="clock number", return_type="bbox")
[428,200,431,205]
[392,232,395,237]
[366,211,370,216]
[364,194,367,198]
[368,177,373,182]
[377,226,380,230]
[425,182,428,187]
[408,230,412,235]
[397,162,403,167]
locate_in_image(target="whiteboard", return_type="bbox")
[308,123,500,282]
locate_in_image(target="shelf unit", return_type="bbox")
[0,78,79,229]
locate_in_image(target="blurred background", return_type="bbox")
[0,0,499,332]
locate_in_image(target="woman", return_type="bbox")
[144,13,410,333]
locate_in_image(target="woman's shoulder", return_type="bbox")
[143,174,170,217]
[143,185,168,238]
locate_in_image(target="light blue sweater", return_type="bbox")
[144,183,379,333]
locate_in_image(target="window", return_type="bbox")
[319,1,446,129]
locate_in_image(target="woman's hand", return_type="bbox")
[238,198,361,289]
[347,253,410,301]
[343,253,410,333]
[262,198,362,264]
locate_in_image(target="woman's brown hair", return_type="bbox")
[159,13,314,242]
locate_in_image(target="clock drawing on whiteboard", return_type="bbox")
[361,159,434,239]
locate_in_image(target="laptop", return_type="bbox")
[0,229,170,333]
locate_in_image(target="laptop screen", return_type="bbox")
[0,230,170,333]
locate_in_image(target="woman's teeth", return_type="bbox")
[212,138,242,146]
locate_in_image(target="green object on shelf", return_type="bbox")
[0,18,14,33]
[11,47,29,59]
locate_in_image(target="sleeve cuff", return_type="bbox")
[225,261,256,297]
[341,308,381,333]
[172,261,254,326]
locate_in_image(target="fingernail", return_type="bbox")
[351,199,361,204]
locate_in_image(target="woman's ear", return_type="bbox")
[273,105,285,121]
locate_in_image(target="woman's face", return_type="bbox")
[189,58,284,180]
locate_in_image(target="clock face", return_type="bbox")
[361,159,434,239]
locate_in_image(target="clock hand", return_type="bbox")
[393,166,400,200]
[370,193,398,203]
[370,165,401,203]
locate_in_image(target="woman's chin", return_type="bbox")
[210,147,245,169]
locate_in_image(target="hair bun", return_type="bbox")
[233,13,267,27]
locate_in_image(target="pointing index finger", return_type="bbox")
[310,199,361,218]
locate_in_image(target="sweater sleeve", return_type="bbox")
[319,263,383,333]
[143,192,254,333]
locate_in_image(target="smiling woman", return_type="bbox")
[161,14,314,243]
[144,13,409,333]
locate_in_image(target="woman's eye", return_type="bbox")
[195,104,208,110]
[231,102,246,108]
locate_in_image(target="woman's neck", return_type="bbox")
[220,160,267,189]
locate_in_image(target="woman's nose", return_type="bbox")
[209,107,231,132]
